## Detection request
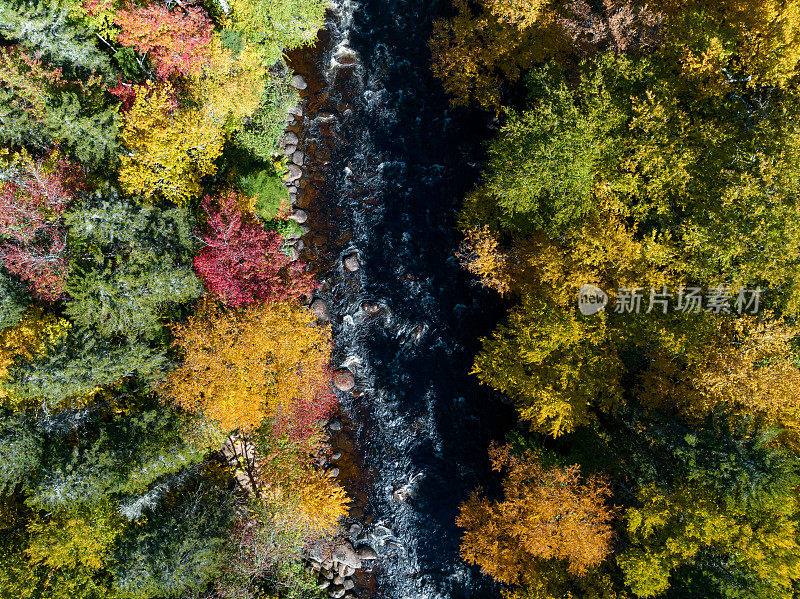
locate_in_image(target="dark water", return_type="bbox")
[308,1,514,597]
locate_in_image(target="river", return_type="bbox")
[293,1,515,597]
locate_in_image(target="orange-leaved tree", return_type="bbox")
[457,443,615,587]
[162,301,332,433]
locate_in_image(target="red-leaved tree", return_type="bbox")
[0,155,81,300]
[114,3,214,80]
[195,193,316,306]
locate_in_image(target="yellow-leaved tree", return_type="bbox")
[162,301,332,433]
[119,83,225,204]
[457,444,615,587]
[0,307,70,409]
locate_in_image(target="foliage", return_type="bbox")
[5,329,165,410]
[238,168,291,221]
[456,225,510,294]
[65,196,201,339]
[0,306,71,409]
[118,83,225,204]
[194,193,314,306]
[111,472,236,599]
[457,443,614,585]
[0,152,80,300]
[228,0,326,65]
[473,295,622,437]
[234,73,298,160]
[162,301,332,433]
[114,3,214,80]
[616,416,800,598]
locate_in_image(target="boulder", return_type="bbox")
[310,298,330,321]
[331,451,342,460]
[333,575,344,585]
[332,540,362,570]
[343,254,360,272]
[341,565,355,577]
[284,144,297,156]
[289,104,304,116]
[291,74,308,90]
[343,580,355,591]
[349,523,362,536]
[284,131,299,145]
[357,545,377,560]
[286,164,302,182]
[318,579,331,590]
[328,419,342,431]
[328,588,346,599]
[289,208,308,223]
[361,302,381,315]
[292,150,305,166]
[286,246,299,262]
[300,224,311,234]
[326,467,340,478]
[333,369,355,392]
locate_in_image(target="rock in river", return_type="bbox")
[291,74,308,90]
[357,545,378,560]
[289,208,308,223]
[332,540,362,570]
[333,369,355,392]
[343,254,360,272]
[286,164,302,182]
[310,298,329,321]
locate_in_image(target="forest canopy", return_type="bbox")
[0,1,343,598]
[432,0,800,597]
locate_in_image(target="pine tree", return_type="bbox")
[65,196,201,339]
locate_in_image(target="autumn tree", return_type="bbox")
[118,83,224,204]
[0,306,70,410]
[473,295,622,437]
[194,193,314,306]
[429,0,559,111]
[114,3,214,80]
[163,301,332,433]
[0,152,81,300]
[457,225,511,295]
[0,44,118,164]
[228,0,327,65]
[457,443,614,587]
[614,415,800,598]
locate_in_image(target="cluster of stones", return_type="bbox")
[306,534,377,598]
[305,415,377,598]
[282,74,311,261]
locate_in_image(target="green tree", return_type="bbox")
[473,295,622,437]
[228,0,326,65]
[616,416,800,598]
[65,197,201,339]
[111,472,236,599]
[5,329,165,410]
[0,268,29,331]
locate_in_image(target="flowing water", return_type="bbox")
[295,1,515,597]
